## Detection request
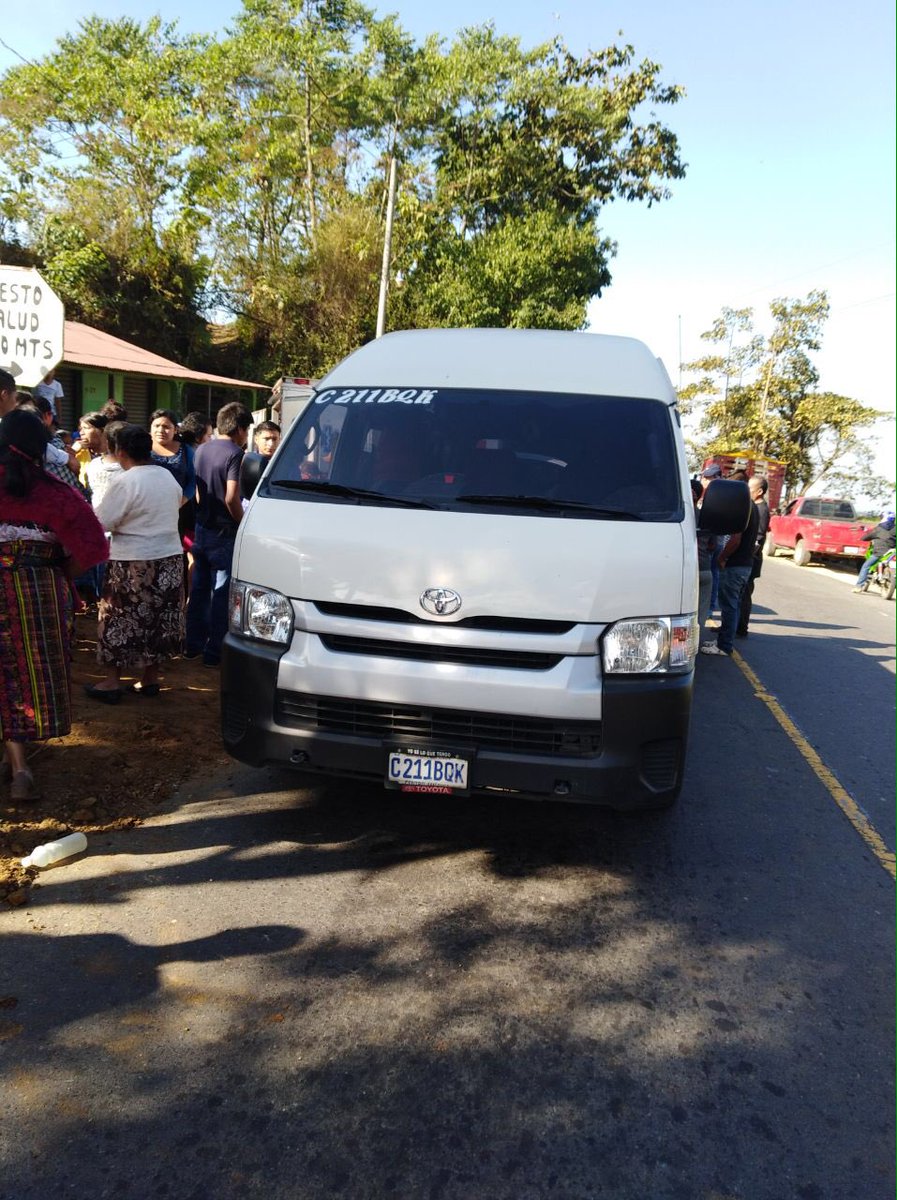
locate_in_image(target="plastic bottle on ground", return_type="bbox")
[21,832,88,869]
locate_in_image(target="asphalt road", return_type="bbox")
[735,554,895,854]
[1,556,893,1200]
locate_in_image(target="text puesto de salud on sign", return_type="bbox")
[0,268,65,387]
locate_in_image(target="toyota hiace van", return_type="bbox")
[221,329,746,810]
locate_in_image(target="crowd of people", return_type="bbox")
[0,367,279,801]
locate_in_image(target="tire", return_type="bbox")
[880,569,893,600]
[793,539,812,567]
[888,574,896,602]
[764,532,778,557]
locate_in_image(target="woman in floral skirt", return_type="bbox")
[89,424,184,701]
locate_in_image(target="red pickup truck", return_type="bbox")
[765,496,870,566]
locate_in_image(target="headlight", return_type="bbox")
[602,615,697,674]
[229,581,294,645]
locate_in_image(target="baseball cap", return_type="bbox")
[701,464,722,479]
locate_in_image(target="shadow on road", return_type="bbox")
[1,658,894,1199]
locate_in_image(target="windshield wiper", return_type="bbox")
[455,493,644,520]
[269,479,437,509]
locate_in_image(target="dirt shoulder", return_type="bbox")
[1,612,231,906]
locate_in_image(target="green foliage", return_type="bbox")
[38,215,211,362]
[0,17,206,230]
[0,17,211,360]
[422,30,684,234]
[681,292,890,498]
[223,199,382,379]
[0,7,686,379]
[394,209,611,330]
[384,29,683,337]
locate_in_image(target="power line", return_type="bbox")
[831,291,896,313]
[741,244,896,300]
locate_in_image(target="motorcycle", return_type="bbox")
[860,547,896,600]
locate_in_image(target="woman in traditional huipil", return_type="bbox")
[0,408,108,801]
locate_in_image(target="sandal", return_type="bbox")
[11,770,39,802]
[84,684,123,705]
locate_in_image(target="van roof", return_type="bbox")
[322,329,676,401]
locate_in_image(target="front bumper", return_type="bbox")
[220,636,693,811]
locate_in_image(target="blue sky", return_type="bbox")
[2,0,895,487]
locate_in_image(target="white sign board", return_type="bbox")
[0,265,65,389]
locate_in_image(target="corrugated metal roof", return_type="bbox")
[63,321,269,392]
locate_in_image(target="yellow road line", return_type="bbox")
[733,651,896,880]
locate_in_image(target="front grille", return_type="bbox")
[319,634,561,671]
[275,693,602,757]
[313,601,574,635]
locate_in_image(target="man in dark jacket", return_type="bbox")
[184,401,252,665]
[737,476,771,636]
[700,485,760,657]
[853,511,896,593]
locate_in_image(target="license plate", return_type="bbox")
[843,546,860,554]
[386,748,470,794]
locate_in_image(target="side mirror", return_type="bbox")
[240,452,266,501]
[698,479,752,535]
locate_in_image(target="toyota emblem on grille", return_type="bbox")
[420,587,462,616]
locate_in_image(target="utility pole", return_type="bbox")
[375,154,398,339]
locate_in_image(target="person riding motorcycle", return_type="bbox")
[853,510,896,593]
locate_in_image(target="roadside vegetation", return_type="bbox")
[679,292,892,503]
[0,2,684,380]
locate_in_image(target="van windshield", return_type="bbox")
[264,386,682,521]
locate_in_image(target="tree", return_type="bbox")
[681,291,890,499]
[392,208,612,329]
[187,0,401,376]
[392,29,685,332]
[36,198,210,363]
[0,17,211,359]
[0,9,687,379]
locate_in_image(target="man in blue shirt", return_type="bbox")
[185,402,252,666]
